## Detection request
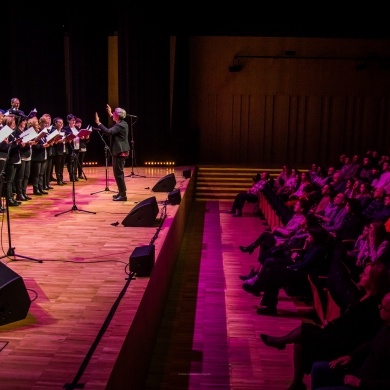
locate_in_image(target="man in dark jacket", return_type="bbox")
[95,105,130,201]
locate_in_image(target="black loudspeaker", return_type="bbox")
[183,169,191,179]
[152,173,176,192]
[168,188,181,205]
[0,262,31,326]
[130,245,155,276]
[122,196,159,227]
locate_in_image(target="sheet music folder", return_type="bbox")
[77,126,92,138]
[21,127,38,142]
[0,125,15,143]
[46,129,60,143]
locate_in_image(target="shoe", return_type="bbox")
[227,209,235,214]
[57,181,64,186]
[46,185,54,190]
[232,211,242,217]
[74,178,79,181]
[39,189,49,195]
[242,274,261,296]
[33,189,43,196]
[23,193,32,200]
[239,244,255,255]
[256,306,278,316]
[259,334,286,350]
[8,199,21,206]
[113,195,127,201]
[242,282,261,297]
[50,177,56,182]
[112,193,119,199]
[0,207,4,213]
[244,273,259,285]
[61,181,67,185]
[16,194,27,201]
[78,176,84,179]
[239,268,256,281]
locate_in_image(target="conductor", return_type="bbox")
[94,105,130,201]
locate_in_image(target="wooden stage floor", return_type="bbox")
[0,166,314,389]
[0,166,190,390]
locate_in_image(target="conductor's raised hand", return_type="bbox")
[106,104,112,117]
[95,112,101,127]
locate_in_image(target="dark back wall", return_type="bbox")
[1,8,390,167]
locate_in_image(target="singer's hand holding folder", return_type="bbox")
[77,126,92,138]
[20,127,38,143]
[0,125,15,143]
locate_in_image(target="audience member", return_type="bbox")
[240,214,319,295]
[348,221,390,275]
[339,155,360,181]
[362,187,386,223]
[321,193,347,233]
[274,165,293,191]
[335,153,346,171]
[227,171,270,217]
[310,291,390,390]
[308,163,318,181]
[343,177,357,199]
[372,161,390,192]
[371,193,390,222]
[287,171,312,202]
[309,183,334,215]
[330,171,347,194]
[259,262,390,390]
[255,226,331,316]
[240,198,309,253]
[331,197,364,241]
[354,181,372,213]
[276,168,300,201]
[356,156,372,183]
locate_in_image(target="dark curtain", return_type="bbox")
[0,6,66,117]
[171,36,196,165]
[64,13,110,165]
[117,7,173,166]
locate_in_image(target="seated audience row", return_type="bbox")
[234,153,390,389]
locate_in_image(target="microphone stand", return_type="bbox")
[125,116,145,178]
[91,131,116,195]
[0,139,42,262]
[55,143,96,217]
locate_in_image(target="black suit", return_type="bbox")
[97,120,130,195]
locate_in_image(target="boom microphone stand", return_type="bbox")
[55,147,96,217]
[0,138,42,262]
[91,131,116,195]
[125,115,145,178]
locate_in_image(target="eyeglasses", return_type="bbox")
[378,304,390,312]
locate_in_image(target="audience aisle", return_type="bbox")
[146,200,314,389]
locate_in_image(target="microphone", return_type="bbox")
[127,114,138,118]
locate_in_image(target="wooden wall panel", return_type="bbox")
[248,95,265,165]
[189,36,390,167]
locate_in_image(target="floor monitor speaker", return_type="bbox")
[152,173,176,192]
[0,262,31,326]
[129,245,155,276]
[122,196,159,227]
[168,188,181,205]
[183,169,191,179]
